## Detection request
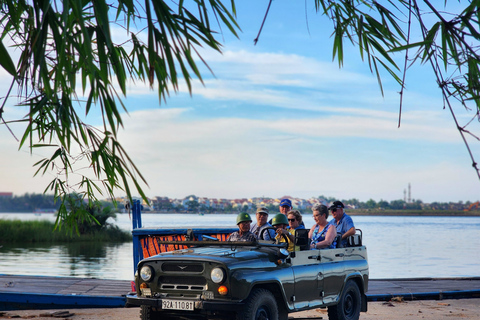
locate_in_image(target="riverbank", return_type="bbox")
[3,299,480,320]
[5,209,480,216]
[138,209,480,216]
[348,209,480,216]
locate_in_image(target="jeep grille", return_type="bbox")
[161,262,204,273]
[159,276,207,291]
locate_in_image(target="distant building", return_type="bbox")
[0,192,13,198]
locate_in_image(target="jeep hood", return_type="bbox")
[143,245,282,268]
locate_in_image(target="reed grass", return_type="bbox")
[0,219,131,243]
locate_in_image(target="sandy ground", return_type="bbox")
[1,298,479,319]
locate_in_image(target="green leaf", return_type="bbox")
[0,39,16,77]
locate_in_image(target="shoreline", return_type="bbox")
[134,210,480,216]
[3,210,480,216]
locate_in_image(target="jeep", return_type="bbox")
[126,227,368,320]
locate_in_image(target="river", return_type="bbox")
[1,213,479,280]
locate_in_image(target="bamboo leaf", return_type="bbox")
[0,39,17,77]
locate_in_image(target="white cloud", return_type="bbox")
[111,107,478,202]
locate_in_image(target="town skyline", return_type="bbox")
[1,192,477,213]
[2,188,479,206]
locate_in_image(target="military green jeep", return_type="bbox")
[126,228,368,320]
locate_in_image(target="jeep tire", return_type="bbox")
[140,305,160,320]
[237,288,279,320]
[328,280,361,320]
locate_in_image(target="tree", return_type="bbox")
[0,0,238,232]
[161,201,174,212]
[266,203,277,213]
[405,200,423,210]
[365,199,377,209]
[308,1,480,180]
[186,199,199,212]
[2,1,479,231]
[377,200,390,209]
[389,199,406,210]
[346,198,361,209]
[62,192,117,234]
[223,203,233,213]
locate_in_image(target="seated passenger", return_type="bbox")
[329,201,355,247]
[272,213,298,252]
[269,198,305,228]
[227,212,257,242]
[309,204,337,249]
[287,210,305,230]
[250,207,275,240]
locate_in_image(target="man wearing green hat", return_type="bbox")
[227,212,258,242]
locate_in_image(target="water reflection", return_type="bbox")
[1,241,133,280]
[1,213,479,280]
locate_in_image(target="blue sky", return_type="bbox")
[1,1,479,203]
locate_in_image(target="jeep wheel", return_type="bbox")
[140,306,161,320]
[238,288,279,320]
[328,280,361,320]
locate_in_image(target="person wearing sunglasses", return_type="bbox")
[329,200,355,247]
[309,204,337,249]
[287,210,304,230]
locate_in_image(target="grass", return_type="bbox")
[0,219,132,243]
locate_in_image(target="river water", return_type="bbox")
[1,213,479,280]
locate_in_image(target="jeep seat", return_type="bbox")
[346,229,363,247]
[334,234,343,248]
[294,228,310,251]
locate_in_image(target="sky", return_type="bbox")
[1,1,479,203]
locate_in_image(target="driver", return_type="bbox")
[271,213,298,252]
[251,207,275,240]
[227,212,258,242]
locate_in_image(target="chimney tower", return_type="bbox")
[408,183,411,203]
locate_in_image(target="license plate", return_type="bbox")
[162,299,194,311]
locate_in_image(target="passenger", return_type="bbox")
[269,198,305,227]
[227,212,257,242]
[279,198,292,216]
[250,207,275,240]
[287,210,305,230]
[272,213,298,252]
[309,204,337,249]
[329,201,355,246]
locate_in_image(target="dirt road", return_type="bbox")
[1,298,479,320]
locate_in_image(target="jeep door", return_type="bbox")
[320,248,346,304]
[289,251,324,309]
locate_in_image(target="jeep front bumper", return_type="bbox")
[125,293,244,312]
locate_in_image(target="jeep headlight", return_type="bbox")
[211,267,225,284]
[140,265,153,282]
